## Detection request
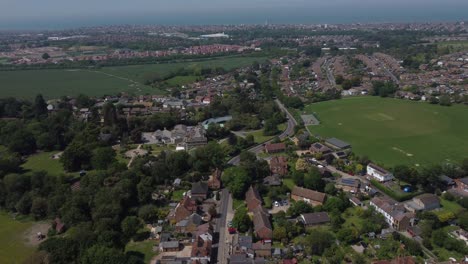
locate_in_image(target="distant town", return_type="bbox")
[0,20,467,264]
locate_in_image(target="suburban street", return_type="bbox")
[214,189,232,264]
[217,99,297,263]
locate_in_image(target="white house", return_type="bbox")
[367,163,394,182]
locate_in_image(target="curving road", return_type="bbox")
[227,99,297,166]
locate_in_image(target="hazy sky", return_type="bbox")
[0,0,467,29]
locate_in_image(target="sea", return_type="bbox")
[1,6,467,30]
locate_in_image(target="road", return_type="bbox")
[227,99,297,166]
[214,189,231,264]
[215,99,297,263]
[323,58,336,88]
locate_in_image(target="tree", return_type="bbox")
[439,95,452,106]
[91,147,117,170]
[287,201,313,217]
[61,140,92,171]
[232,206,251,233]
[273,226,288,242]
[305,229,334,255]
[221,167,250,199]
[337,227,359,244]
[263,118,279,136]
[31,197,48,219]
[33,94,48,119]
[8,130,37,155]
[335,75,344,85]
[42,53,50,60]
[16,193,33,215]
[458,211,468,230]
[121,216,143,240]
[304,167,325,192]
[102,102,118,127]
[81,245,127,264]
[138,204,159,223]
[342,79,353,90]
[295,159,311,172]
[39,237,80,264]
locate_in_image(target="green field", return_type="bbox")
[125,240,157,264]
[437,40,468,52]
[306,97,468,167]
[22,151,65,176]
[99,56,267,83]
[165,75,200,86]
[0,56,267,99]
[0,212,35,264]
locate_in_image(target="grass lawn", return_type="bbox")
[22,151,65,176]
[439,198,465,216]
[0,212,35,264]
[248,123,287,144]
[0,56,267,99]
[342,207,365,230]
[283,178,296,190]
[306,97,468,167]
[125,240,157,264]
[0,69,161,100]
[165,75,200,86]
[171,190,186,201]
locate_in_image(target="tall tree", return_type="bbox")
[33,94,48,119]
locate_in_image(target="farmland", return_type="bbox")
[306,97,468,167]
[0,56,267,99]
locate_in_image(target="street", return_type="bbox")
[228,99,297,166]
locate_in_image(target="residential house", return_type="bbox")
[291,186,327,206]
[298,212,330,227]
[252,241,272,258]
[191,182,209,200]
[336,178,360,193]
[309,142,331,155]
[404,193,440,212]
[173,196,197,223]
[372,256,416,264]
[269,156,288,176]
[175,213,203,234]
[451,228,468,245]
[264,143,286,154]
[141,124,207,150]
[263,175,282,186]
[253,209,272,240]
[159,241,180,252]
[367,163,394,182]
[370,197,414,231]
[163,100,185,109]
[324,138,351,150]
[208,169,222,190]
[349,196,363,207]
[191,232,213,262]
[232,235,254,257]
[292,131,310,148]
[455,177,468,194]
[246,186,263,212]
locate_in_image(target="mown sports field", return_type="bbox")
[306,97,468,167]
[0,56,267,99]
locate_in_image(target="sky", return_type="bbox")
[0,0,467,29]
